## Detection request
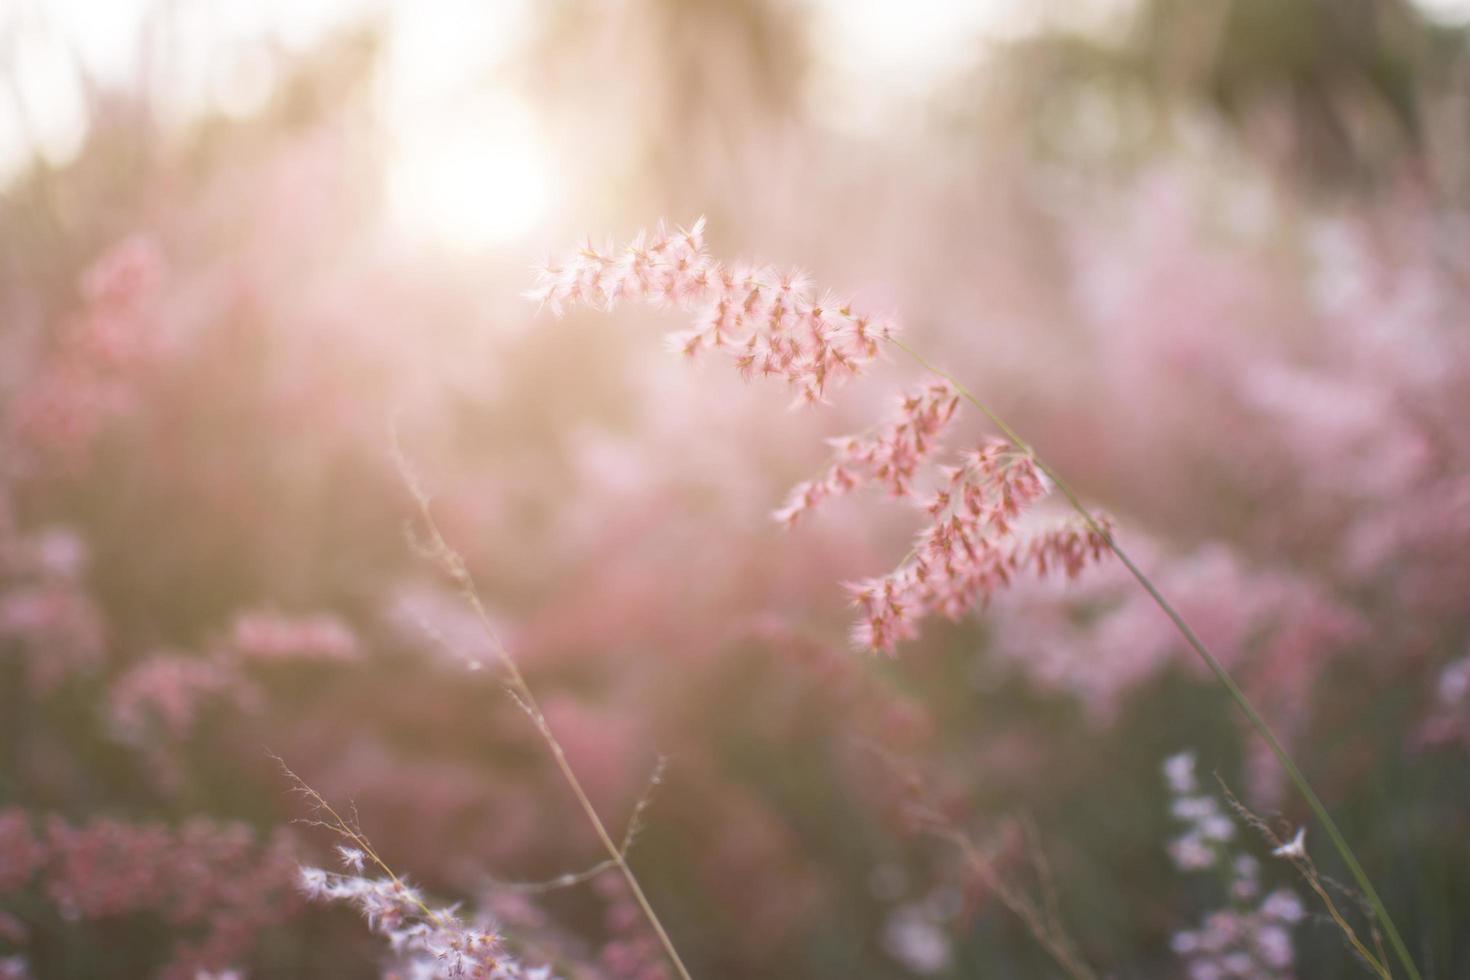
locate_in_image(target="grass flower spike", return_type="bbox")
[533,217,1425,980]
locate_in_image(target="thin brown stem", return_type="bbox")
[1218,780,1392,978]
[275,756,448,929]
[930,820,1098,980]
[393,435,693,980]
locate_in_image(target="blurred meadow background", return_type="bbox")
[2,0,1470,976]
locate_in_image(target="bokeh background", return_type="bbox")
[2,0,1470,976]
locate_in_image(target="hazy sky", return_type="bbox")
[1,0,1465,245]
[1,0,1022,171]
[0,0,1041,245]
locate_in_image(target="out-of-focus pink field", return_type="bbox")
[2,2,1470,977]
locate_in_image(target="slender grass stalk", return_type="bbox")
[438,538,693,980]
[1219,779,1393,978]
[277,756,449,928]
[890,336,1422,980]
[395,438,694,980]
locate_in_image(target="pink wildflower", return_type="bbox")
[43,817,172,919]
[228,610,359,664]
[108,653,257,743]
[595,874,672,980]
[7,813,299,977]
[80,235,165,310]
[0,585,106,693]
[534,219,1114,653]
[844,442,1107,653]
[0,811,44,895]
[773,379,959,527]
[530,218,893,404]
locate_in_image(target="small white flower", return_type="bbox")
[1254,923,1294,969]
[1262,888,1305,923]
[1171,796,1217,821]
[1164,751,1198,795]
[1200,814,1237,842]
[336,845,366,872]
[1221,951,1253,975]
[1169,833,1217,871]
[297,866,329,899]
[1271,827,1307,860]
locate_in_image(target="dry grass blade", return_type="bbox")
[390,425,693,980]
[1216,778,1393,979]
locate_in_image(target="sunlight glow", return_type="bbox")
[386,94,554,249]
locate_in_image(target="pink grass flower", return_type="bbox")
[228,610,359,664]
[0,585,106,693]
[0,811,44,895]
[533,219,1114,653]
[773,379,959,527]
[844,443,1108,653]
[530,218,893,405]
[22,813,300,977]
[108,653,258,743]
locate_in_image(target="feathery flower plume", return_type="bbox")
[772,379,959,527]
[283,761,552,980]
[532,220,1112,652]
[528,218,893,405]
[828,432,1113,652]
[299,854,547,979]
[844,442,1104,653]
[529,221,1419,980]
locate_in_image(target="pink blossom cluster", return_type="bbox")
[984,543,1364,758]
[1162,754,1303,980]
[100,612,359,790]
[1170,881,1303,980]
[773,380,960,526]
[0,584,106,694]
[103,612,358,748]
[0,525,107,694]
[529,218,893,404]
[0,808,299,978]
[42,818,174,919]
[228,610,360,664]
[7,235,165,467]
[81,235,166,312]
[1047,178,1470,724]
[109,653,260,743]
[594,873,671,980]
[1170,889,1303,980]
[533,221,1113,653]
[846,442,1108,653]
[297,848,552,979]
[0,525,89,582]
[0,812,45,894]
[1415,651,1470,749]
[1162,751,1238,870]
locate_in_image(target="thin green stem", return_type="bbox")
[890,336,1421,980]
